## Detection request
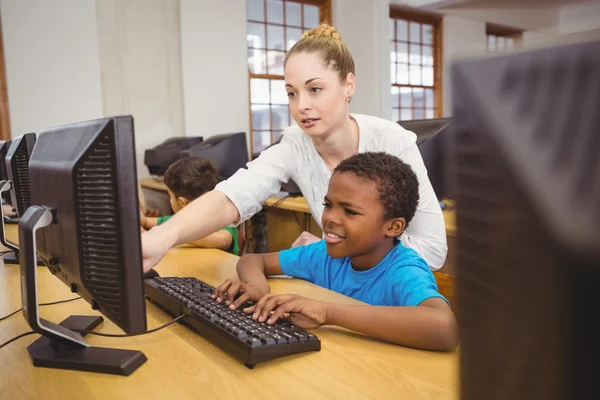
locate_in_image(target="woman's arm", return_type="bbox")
[187,229,233,251]
[142,190,239,271]
[141,138,298,272]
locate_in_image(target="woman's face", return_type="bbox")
[284,52,355,138]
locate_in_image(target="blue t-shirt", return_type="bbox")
[279,240,448,307]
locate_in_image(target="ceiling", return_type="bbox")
[390,0,592,9]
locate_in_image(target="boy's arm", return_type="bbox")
[326,298,457,351]
[213,252,283,308]
[248,295,457,352]
[187,230,232,251]
[140,214,159,230]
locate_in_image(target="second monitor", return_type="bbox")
[179,132,249,181]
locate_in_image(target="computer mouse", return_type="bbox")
[143,269,160,280]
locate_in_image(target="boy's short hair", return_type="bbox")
[333,152,419,226]
[163,157,220,200]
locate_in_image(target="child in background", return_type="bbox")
[213,152,456,351]
[141,157,239,255]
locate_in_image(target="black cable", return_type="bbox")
[0,331,36,350]
[1,309,186,350]
[40,297,82,307]
[0,297,81,322]
[0,308,20,322]
[75,314,186,337]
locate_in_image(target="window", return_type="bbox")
[247,0,331,154]
[390,8,442,122]
[487,24,522,53]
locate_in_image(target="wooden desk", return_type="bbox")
[0,225,457,399]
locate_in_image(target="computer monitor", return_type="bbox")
[398,117,452,146]
[0,136,44,265]
[0,140,15,215]
[452,40,600,399]
[6,133,36,217]
[399,118,454,200]
[179,132,249,180]
[144,136,204,176]
[19,115,148,375]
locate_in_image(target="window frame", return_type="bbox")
[486,23,522,53]
[247,0,331,155]
[389,7,443,122]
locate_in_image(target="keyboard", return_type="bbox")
[144,276,321,368]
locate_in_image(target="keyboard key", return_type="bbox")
[281,332,298,343]
[259,335,277,345]
[246,337,262,348]
[293,332,308,342]
[307,333,318,342]
[272,334,287,344]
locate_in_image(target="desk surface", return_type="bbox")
[0,225,457,399]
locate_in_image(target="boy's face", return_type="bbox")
[322,172,405,269]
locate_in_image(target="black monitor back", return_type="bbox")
[0,140,11,204]
[180,132,249,181]
[144,136,203,176]
[399,118,454,199]
[29,116,146,333]
[0,140,10,181]
[399,118,452,146]
[6,133,36,217]
[452,41,600,399]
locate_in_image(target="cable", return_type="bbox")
[0,297,81,322]
[75,314,186,337]
[40,297,82,307]
[0,331,36,350]
[0,308,20,322]
[1,309,186,350]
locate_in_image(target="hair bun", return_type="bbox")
[302,23,342,41]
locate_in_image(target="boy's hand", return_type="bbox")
[140,213,147,228]
[245,294,328,330]
[212,279,268,310]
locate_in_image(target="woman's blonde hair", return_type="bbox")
[284,23,355,82]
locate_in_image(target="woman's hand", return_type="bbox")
[291,231,321,247]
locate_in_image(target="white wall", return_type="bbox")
[442,15,486,116]
[333,0,391,120]
[437,3,560,34]
[559,1,600,35]
[96,0,184,179]
[1,0,103,137]
[180,0,250,142]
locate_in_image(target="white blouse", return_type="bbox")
[215,114,448,270]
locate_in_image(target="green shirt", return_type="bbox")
[156,215,239,255]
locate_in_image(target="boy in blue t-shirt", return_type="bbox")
[213,152,457,351]
[140,157,239,255]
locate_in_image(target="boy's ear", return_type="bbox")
[178,197,191,208]
[384,217,406,240]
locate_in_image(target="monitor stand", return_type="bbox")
[19,205,147,376]
[0,180,44,266]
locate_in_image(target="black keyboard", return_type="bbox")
[144,277,321,368]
